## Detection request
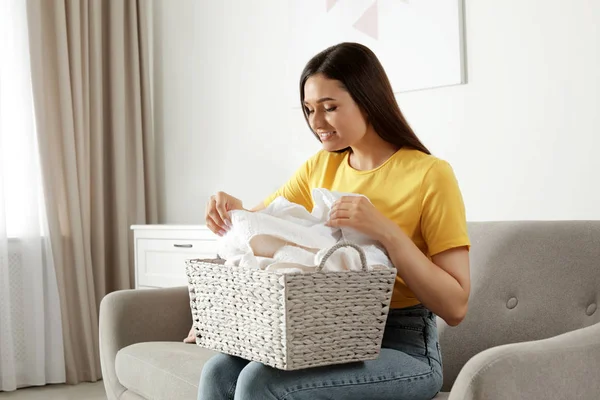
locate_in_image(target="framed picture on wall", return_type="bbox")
[286,0,467,104]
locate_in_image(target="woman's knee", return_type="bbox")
[199,354,248,399]
[235,362,282,400]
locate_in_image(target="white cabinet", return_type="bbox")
[131,225,219,289]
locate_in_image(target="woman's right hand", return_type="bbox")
[205,191,244,236]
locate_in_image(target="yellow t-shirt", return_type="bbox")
[264,147,470,309]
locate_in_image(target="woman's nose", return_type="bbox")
[310,110,326,130]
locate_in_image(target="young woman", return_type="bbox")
[196,42,471,400]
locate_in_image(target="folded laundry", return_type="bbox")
[216,188,394,274]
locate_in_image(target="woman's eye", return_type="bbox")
[305,108,314,115]
[325,106,337,112]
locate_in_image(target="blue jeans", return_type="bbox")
[197,304,443,400]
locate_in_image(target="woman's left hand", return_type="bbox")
[326,196,400,244]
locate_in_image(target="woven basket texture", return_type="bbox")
[186,242,396,370]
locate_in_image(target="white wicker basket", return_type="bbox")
[185,242,396,370]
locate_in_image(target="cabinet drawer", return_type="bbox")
[136,238,218,288]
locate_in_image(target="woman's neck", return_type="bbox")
[349,131,399,171]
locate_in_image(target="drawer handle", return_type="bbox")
[173,244,193,248]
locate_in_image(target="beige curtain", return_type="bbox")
[26,0,157,383]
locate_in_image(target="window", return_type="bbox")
[0,0,46,238]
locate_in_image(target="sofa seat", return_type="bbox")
[116,342,216,400]
[116,342,451,400]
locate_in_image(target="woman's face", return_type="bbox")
[303,73,368,152]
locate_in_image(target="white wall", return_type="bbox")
[152,0,600,224]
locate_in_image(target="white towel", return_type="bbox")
[216,189,394,273]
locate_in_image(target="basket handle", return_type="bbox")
[315,242,368,273]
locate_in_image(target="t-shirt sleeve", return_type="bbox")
[263,158,313,211]
[420,159,470,256]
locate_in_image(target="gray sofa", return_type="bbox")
[100,221,600,399]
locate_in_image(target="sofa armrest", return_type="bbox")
[449,321,600,400]
[99,286,192,400]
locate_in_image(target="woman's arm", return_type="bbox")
[381,228,470,326]
[327,194,470,326]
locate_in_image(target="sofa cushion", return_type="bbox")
[120,390,146,400]
[438,221,600,391]
[116,342,216,400]
[117,342,452,399]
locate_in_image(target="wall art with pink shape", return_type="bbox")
[286,0,466,101]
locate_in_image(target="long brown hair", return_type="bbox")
[300,42,430,155]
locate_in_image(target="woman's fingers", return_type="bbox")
[206,218,227,236]
[205,196,227,235]
[329,209,352,220]
[215,192,232,228]
[204,192,244,236]
[183,327,196,343]
[329,201,353,221]
[327,209,352,227]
